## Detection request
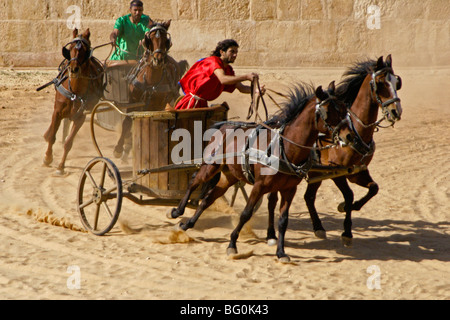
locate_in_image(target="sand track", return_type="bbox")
[0,67,448,300]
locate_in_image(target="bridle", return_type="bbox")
[144,24,172,64]
[315,96,352,146]
[62,37,93,68]
[367,67,402,127]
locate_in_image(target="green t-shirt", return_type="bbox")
[110,14,151,60]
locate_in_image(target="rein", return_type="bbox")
[247,77,269,122]
[248,84,346,152]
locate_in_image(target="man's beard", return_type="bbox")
[223,57,235,64]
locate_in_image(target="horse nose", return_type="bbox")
[391,109,401,121]
[154,54,164,65]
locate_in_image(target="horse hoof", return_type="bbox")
[337,202,346,212]
[113,150,122,159]
[227,247,238,256]
[52,169,67,177]
[166,208,175,219]
[166,208,180,219]
[267,238,277,246]
[173,223,183,231]
[278,255,291,263]
[43,157,53,167]
[314,230,327,239]
[341,236,353,247]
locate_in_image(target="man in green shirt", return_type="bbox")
[109,0,152,60]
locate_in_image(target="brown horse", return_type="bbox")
[266,55,403,247]
[168,81,355,262]
[42,29,104,175]
[113,20,189,159]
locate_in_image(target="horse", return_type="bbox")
[42,29,104,175]
[266,55,403,247]
[167,81,355,262]
[113,20,189,159]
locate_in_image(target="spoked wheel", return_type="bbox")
[77,157,123,236]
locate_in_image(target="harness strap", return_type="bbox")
[241,123,314,185]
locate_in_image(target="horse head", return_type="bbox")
[315,81,355,147]
[144,20,172,66]
[370,55,403,123]
[62,29,92,75]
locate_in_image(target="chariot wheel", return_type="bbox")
[77,157,123,236]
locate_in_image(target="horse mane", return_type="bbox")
[335,59,378,106]
[148,20,170,30]
[265,82,316,127]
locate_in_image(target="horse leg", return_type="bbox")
[114,116,132,158]
[333,176,354,247]
[276,187,297,262]
[304,181,327,239]
[344,170,379,211]
[56,115,85,174]
[227,183,264,256]
[179,172,238,231]
[266,192,278,246]
[168,164,222,219]
[43,108,63,166]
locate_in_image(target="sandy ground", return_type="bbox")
[0,63,449,300]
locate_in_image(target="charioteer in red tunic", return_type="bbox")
[175,39,264,110]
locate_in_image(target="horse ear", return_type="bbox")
[376,56,384,70]
[164,19,172,29]
[73,28,78,38]
[83,28,91,41]
[385,54,392,68]
[327,81,335,95]
[315,85,327,101]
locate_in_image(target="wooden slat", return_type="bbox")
[141,118,150,188]
[149,117,158,189]
[133,117,141,176]
[158,120,169,191]
[177,117,190,191]
[168,119,179,192]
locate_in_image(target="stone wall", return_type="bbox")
[0,0,448,68]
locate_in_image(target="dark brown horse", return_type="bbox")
[113,20,189,159]
[168,81,354,262]
[266,55,403,247]
[42,29,104,174]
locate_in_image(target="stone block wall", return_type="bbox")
[0,0,448,67]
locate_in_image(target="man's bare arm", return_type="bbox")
[213,68,256,86]
[110,28,120,43]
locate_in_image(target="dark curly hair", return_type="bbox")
[211,39,239,57]
[130,0,143,7]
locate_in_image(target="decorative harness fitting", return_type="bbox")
[127,25,177,106]
[241,99,347,184]
[54,37,103,119]
[340,68,401,160]
[369,68,401,125]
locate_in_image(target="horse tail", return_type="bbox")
[177,60,189,77]
[197,172,221,201]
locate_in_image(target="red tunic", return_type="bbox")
[175,56,236,109]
